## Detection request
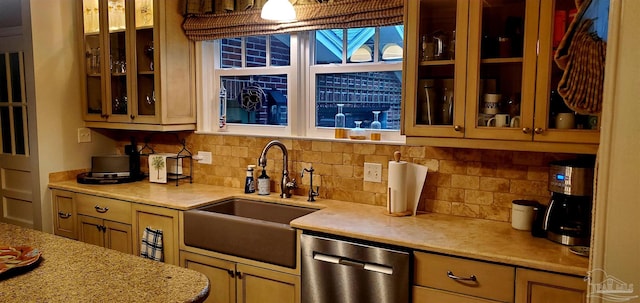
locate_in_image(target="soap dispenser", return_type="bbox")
[244,165,256,194]
[257,168,270,195]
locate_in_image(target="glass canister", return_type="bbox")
[334,103,347,138]
[349,121,367,140]
[370,111,382,141]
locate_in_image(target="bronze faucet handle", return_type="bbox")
[285,179,297,189]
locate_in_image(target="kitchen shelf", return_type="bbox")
[419,59,455,66]
[481,57,524,64]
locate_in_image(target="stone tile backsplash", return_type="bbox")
[115,132,576,223]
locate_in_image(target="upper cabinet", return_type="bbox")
[403,0,600,153]
[79,0,196,131]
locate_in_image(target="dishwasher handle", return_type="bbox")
[313,252,393,275]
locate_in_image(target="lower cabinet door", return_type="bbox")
[78,214,105,248]
[180,251,236,303]
[236,263,299,303]
[78,215,132,254]
[413,286,503,303]
[132,204,179,265]
[51,190,77,239]
[104,220,132,254]
[515,268,587,303]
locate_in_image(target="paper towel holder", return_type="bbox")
[384,188,412,217]
[384,151,413,217]
[393,151,401,162]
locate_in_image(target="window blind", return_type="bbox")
[182,0,403,41]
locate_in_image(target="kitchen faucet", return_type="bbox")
[258,140,296,198]
[301,165,320,202]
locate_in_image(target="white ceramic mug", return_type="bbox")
[487,114,510,127]
[510,116,521,128]
[556,112,576,129]
[483,93,502,115]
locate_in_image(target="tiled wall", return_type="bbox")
[115,131,576,223]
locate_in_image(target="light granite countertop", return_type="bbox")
[48,180,589,276]
[0,222,209,302]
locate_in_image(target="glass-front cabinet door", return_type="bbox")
[81,0,105,120]
[403,0,469,138]
[81,0,158,123]
[133,0,158,122]
[106,0,130,122]
[533,0,600,144]
[464,0,539,141]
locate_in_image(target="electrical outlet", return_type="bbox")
[77,128,91,143]
[197,151,212,164]
[364,162,382,183]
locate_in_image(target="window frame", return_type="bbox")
[196,28,405,143]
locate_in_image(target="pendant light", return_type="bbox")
[261,0,296,22]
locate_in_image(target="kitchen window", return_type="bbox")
[198,26,404,142]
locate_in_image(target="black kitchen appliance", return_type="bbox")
[77,137,144,184]
[543,158,595,246]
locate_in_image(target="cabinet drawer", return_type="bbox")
[413,286,502,303]
[76,194,131,224]
[414,251,515,302]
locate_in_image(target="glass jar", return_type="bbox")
[334,103,347,138]
[370,111,382,141]
[349,121,366,140]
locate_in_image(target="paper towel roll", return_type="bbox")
[388,161,408,213]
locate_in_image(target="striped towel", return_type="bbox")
[140,226,163,262]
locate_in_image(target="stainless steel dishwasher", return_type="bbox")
[301,232,411,303]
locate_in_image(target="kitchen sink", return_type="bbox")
[183,198,317,268]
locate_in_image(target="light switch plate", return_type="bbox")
[364,162,382,183]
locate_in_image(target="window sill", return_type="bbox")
[194,130,407,145]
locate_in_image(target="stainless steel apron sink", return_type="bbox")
[183,198,316,268]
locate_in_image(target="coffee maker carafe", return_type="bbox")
[543,158,595,246]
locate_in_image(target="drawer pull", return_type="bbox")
[447,271,477,282]
[94,205,109,213]
[57,212,72,219]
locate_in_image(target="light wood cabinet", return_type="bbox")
[403,0,599,153]
[414,251,515,302]
[181,251,300,303]
[50,189,183,264]
[76,193,133,254]
[78,214,133,254]
[51,189,78,240]
[78,0,195,131]
[132,204,180,265]
[515,268,587,303]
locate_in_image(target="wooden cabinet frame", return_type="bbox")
[402,0,599,153]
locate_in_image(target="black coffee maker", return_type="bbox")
[543,158,595,246]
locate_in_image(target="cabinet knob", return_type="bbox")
[534,127,544,134]
[57,211,72,219]
[521,127,531,134]
[130,114,135,120]
[454,125,463,132]
[227,269,235,278]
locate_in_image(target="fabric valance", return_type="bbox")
[182,0,404,41]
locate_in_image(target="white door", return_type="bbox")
[0,32,34,228]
